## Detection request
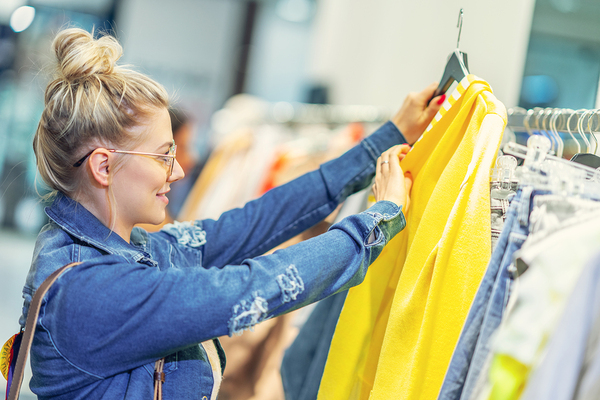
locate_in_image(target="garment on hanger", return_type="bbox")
[474,201,600,400]
[517,249,600,400]
[435,120,600,399]
[437,188,524,400]
[179,122,364,222]
[434,108,600,400]
[178,129,257,221]
[179,127,279,221]
[490,196,512,250]
[281,290,347,400]
[489,162,518,251]
[438,104,600,400]
[318,75,507,400]
[280,188,371,400]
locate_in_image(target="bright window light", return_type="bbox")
[276,0,314,23]
[10,6,35,33]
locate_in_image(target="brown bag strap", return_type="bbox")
[7,262,165,399]
[8,262,82,400]
[153,358,165,400]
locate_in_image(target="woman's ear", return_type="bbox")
[88,149,112,187]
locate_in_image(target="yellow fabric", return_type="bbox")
[318,76,507,400]
[488,354,528,400]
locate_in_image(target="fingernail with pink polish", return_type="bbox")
[437,94,446,105]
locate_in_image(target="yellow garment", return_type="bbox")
[488,354,528,400]
[318,76,507,400]
[179,129,254,221]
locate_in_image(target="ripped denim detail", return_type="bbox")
[162,221,207,248]
[276,265,305,303]
[364,225,384,246]
[228,292,268,336]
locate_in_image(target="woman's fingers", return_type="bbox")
[391,83,444,144]
[372,144,413,210]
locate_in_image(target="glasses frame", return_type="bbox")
[73,142,177,177]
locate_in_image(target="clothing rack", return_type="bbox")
[506,106,600,158]
[503,139,600,180]
[507,107,600,134]
[265,102,393,124]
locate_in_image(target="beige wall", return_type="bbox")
[307,0,535,109]
[116,0,244,110]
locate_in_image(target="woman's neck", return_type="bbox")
[76,194,133,243]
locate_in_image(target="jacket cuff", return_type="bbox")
[361,201,406,246]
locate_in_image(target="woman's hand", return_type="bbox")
[372,144,413,212]
[392,82,445,145]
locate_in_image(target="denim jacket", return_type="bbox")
[20,121,407,399]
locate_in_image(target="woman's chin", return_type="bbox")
[145,210,167,226]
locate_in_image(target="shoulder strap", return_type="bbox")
[8,262,82,400]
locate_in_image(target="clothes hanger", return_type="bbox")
[542,108,564,158]
[588,109,599,154]
[549,108,565,159]
[534,107,554,152]
[533,108,556,155]
[565,108,581,155]
[570,109,600,168]
[504,135,600,199]
[430,9,469,103]
[490,155,518,199]
[524,108,535,136]
[504,108,526,152]
[578,110,593,153]
[537,108,553,154]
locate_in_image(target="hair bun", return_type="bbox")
[53,28,122,81]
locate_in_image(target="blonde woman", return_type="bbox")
[19,28,442,399]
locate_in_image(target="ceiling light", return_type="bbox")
[10,6,35,33]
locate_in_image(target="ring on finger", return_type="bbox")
[381,160,389,166]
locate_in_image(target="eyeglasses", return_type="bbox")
[73,141,178,177]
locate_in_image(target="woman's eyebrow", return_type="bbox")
[156,140,174,151]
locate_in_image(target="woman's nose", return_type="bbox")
[169,159,185,182]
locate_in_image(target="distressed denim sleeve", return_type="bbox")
[194,121,406,268]
[43,201,405,378]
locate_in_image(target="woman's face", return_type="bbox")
[111,107,185,232]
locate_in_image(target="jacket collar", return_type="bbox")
[45,192,153,264]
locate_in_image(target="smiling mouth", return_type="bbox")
[157,192,169,204]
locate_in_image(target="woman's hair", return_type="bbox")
[169,107,189,137]
[34,28,169,198]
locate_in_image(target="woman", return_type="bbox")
[20,28,443,399]
[165,107,203,220]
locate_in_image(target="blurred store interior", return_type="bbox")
[2,0,600,397]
